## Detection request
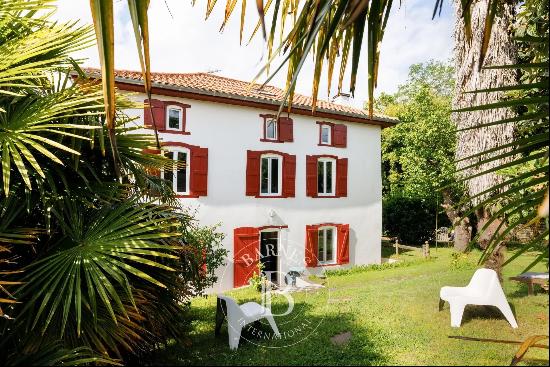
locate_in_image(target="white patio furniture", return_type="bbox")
[215,294,281,350]
[439,268,518,328]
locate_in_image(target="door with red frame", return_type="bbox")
[233,227,260,288]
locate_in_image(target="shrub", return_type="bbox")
[383,195,449,246]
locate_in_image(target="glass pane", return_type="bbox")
[266,119,276,139]
[164,152,174,189]
[321,126,330,143]
[270,158,279,194]
[326,228,334,262]
[261,158,269,193]
[176,152,187,193]
[317,161,325,193]
[168,108,181,129]
[326,161,333,194]
[318,230,325,262]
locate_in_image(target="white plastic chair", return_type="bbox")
[439,268,518,328]
[216,294,281,350]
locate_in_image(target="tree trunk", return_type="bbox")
[442,188,471,252]
[452,0,517,275]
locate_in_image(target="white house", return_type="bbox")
[85,69,396,292]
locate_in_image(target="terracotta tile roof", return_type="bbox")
[82,68,396,125]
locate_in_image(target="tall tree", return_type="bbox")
[452,0,518,274]
[378,60,471,251]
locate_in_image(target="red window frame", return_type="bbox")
[161,141,208,198]
[306,154,348,198]
[316,121,347,148]
[259,114,293,143]
[144,99,191,135]
[305,223,350,268]
[246,150,296,198]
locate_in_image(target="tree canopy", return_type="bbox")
[377,60,456,199]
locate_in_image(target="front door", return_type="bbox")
[260,231,279,283]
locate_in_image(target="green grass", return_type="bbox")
[158,248,549,365]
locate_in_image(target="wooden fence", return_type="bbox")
[382,236,430,259]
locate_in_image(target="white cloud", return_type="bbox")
[51,0,454,109]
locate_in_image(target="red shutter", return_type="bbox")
[233,227,260,287]
[278,117,294,142]
[336,158,348,197]
[337,224,350,264]
[305,225,319,267]
[333,124,347,147]
[282,154,296,198]
[144,99,166,130]
[143,148,161,177]
[306,155,318,197]
[246,150,260,196]
[190,146,208,196]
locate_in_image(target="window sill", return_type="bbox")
[175,194,200,198]
[318,143,333,147]
[260,138,284,143]
[145,126,191,135]
[254,194,286,199]
[310,195,339,198]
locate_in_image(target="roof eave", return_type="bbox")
[77,71,398,127]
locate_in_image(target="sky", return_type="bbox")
[51,0,455,109]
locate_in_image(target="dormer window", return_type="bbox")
[166,105,184,131]
[265,118,278,140]
[320,124,331,145]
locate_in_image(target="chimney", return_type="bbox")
[331,92,352,106]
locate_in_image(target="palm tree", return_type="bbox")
[0,1,227,363]
[451,0,518,270]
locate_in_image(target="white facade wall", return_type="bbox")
[123,92,382,292]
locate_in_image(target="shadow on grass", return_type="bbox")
[154,297,389,366]
[459,304,517,326]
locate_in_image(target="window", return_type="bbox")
[166,105,183,131]
[317,158,335,196]
[265,118,278,140]
[320,124,331,145]
[318,227,335,264]
[162,148,190,195]
[260,154,282,196]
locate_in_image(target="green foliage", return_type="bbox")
[378,60,457,199]
[0,2,227,365]
[248,262,267,292]
[449,251,477,270]
[455,0,549,270]
[323,257,429,277]
[383,195,447,246]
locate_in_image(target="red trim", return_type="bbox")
[310,154,339,160]
[258,225,288,231]
[162,142,208,197]
[165,102,191,134]
[147,127,191,135]
[259,113,293,143]
[161,141,196,149]
[115,82,394,127]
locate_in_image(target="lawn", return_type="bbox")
[157,247,549,366]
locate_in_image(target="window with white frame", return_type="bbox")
[166,105,183,131]
[265,118,278,140]
[318,227,335,264]
[320,124,331,145]
[317,157,336,196]
[162,148,190,195]
[260,154,282,196]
